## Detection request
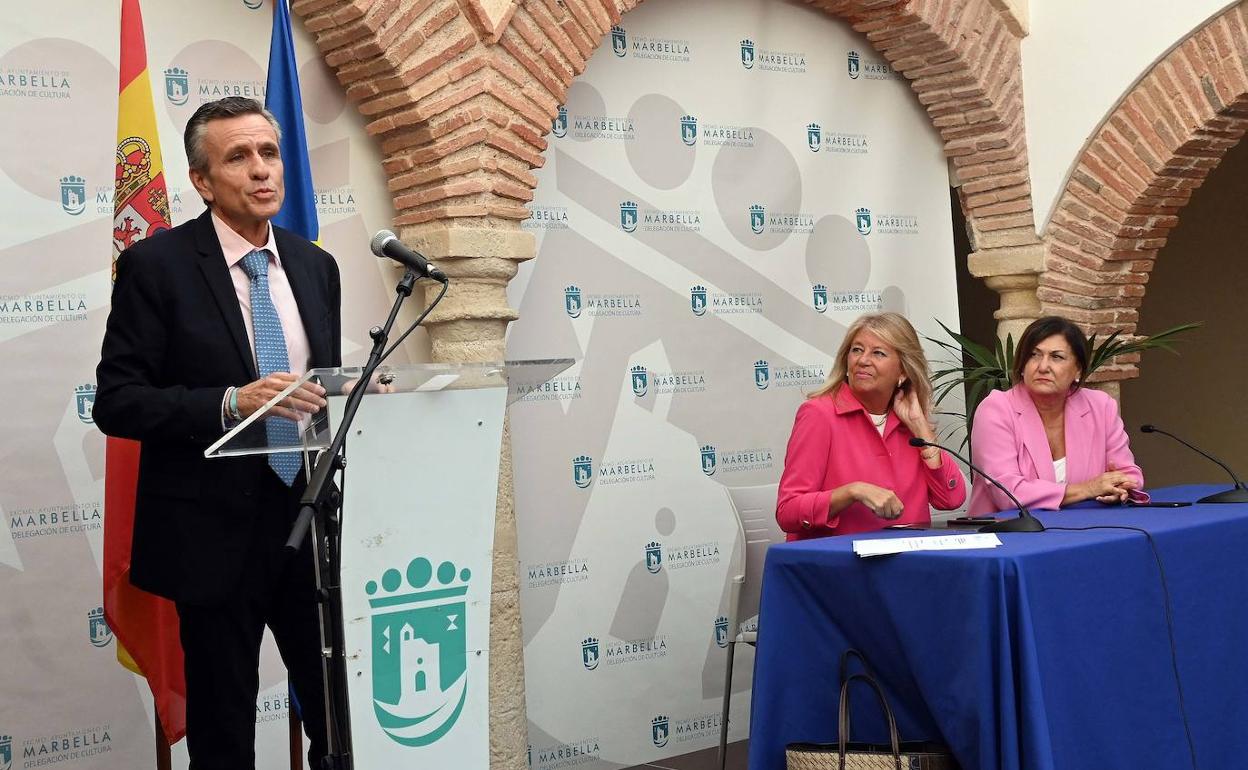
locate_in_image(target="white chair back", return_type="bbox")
[718,482,784,770]
[725,483,784,638]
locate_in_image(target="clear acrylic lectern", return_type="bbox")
[204,359,571,768]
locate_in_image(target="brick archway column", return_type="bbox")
[293,0,1036,766]
[1043,2,1248,392]
[807,0,1045,340]
[292,1,544,764]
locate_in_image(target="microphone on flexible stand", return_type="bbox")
[1139,424,1248,503]
[370,229,448,283]
[909,437,1045,533]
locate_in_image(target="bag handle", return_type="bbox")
[836,649,879,743]
[838,648,876,686]
[837,673,902,770]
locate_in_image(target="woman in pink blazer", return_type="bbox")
[776,313,966,540]
[968,316,1146,517]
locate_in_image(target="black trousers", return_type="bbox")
[176,468,328,770]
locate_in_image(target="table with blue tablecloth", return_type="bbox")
[747,485,1248,770]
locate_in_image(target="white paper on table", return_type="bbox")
[852,533,1002,558]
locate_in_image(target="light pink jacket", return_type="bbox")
[776,387,966,540]
[968,384,1146,516]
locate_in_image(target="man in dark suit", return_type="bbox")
[95,96,339,770]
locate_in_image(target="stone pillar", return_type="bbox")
[402,226,534,361]
[401,222,534,770]
[967,242,1046,343]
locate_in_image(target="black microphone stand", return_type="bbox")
[1140,424,1248,503]
[285,268,420,770]
[909,437,1045,533]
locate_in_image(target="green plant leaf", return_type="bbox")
[934,380,966,403]
[924,336,964,355]
[936,320,999,369]
[927,317,1197,457]
[1003,333,1015,383]
[1085,322,1202,377]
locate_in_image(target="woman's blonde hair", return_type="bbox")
[809,312,934,415]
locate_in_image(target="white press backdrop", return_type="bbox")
[506,1,964,768]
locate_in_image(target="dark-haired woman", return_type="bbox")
[967,316,1146,516]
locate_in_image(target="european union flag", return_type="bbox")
[265,6,316,715]
[265,0,318,242]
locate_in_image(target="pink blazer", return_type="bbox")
[967,384,1146,516]
[776,388,966,540]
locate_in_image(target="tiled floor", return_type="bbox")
[625,740,748,770]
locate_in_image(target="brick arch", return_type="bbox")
[1042,3,1248,385]
[807,0,1036,250]
[293,0,1038,354]
[288,1,1035,768]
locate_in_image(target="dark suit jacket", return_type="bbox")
[95,210,341,604]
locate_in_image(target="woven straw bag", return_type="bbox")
[785,650,958,770]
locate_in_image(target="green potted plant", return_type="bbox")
[927,320,1201,446]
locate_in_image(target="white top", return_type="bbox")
[1053,457,1067,484]
[868,411,888,437]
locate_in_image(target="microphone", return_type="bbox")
[909,437,1045,533]
[1140,424,1248,503]
[370,229,448,283]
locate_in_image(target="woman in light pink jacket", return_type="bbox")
[968,316,1146,517]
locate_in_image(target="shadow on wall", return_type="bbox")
[951,187,1000,354]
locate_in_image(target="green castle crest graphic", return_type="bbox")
[366,556,472,746]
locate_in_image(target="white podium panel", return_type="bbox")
[205,360,570,767]
[331,386,506,769]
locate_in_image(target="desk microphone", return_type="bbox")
[909,437,1045,533]
[1139,424,1248,503]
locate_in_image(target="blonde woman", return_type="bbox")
[776,312,965,539]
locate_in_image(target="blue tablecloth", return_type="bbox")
[747,485,1248,770]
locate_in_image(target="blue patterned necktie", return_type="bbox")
[241,249,301,486]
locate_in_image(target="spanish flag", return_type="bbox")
[103,0,186,745]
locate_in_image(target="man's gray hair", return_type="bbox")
[183,97,282,172]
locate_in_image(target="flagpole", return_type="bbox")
[289,711,304,770]
[155,713,171,770]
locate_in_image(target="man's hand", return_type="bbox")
[236,372,327,421]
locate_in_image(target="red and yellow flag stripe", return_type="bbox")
[103,0,185,745]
